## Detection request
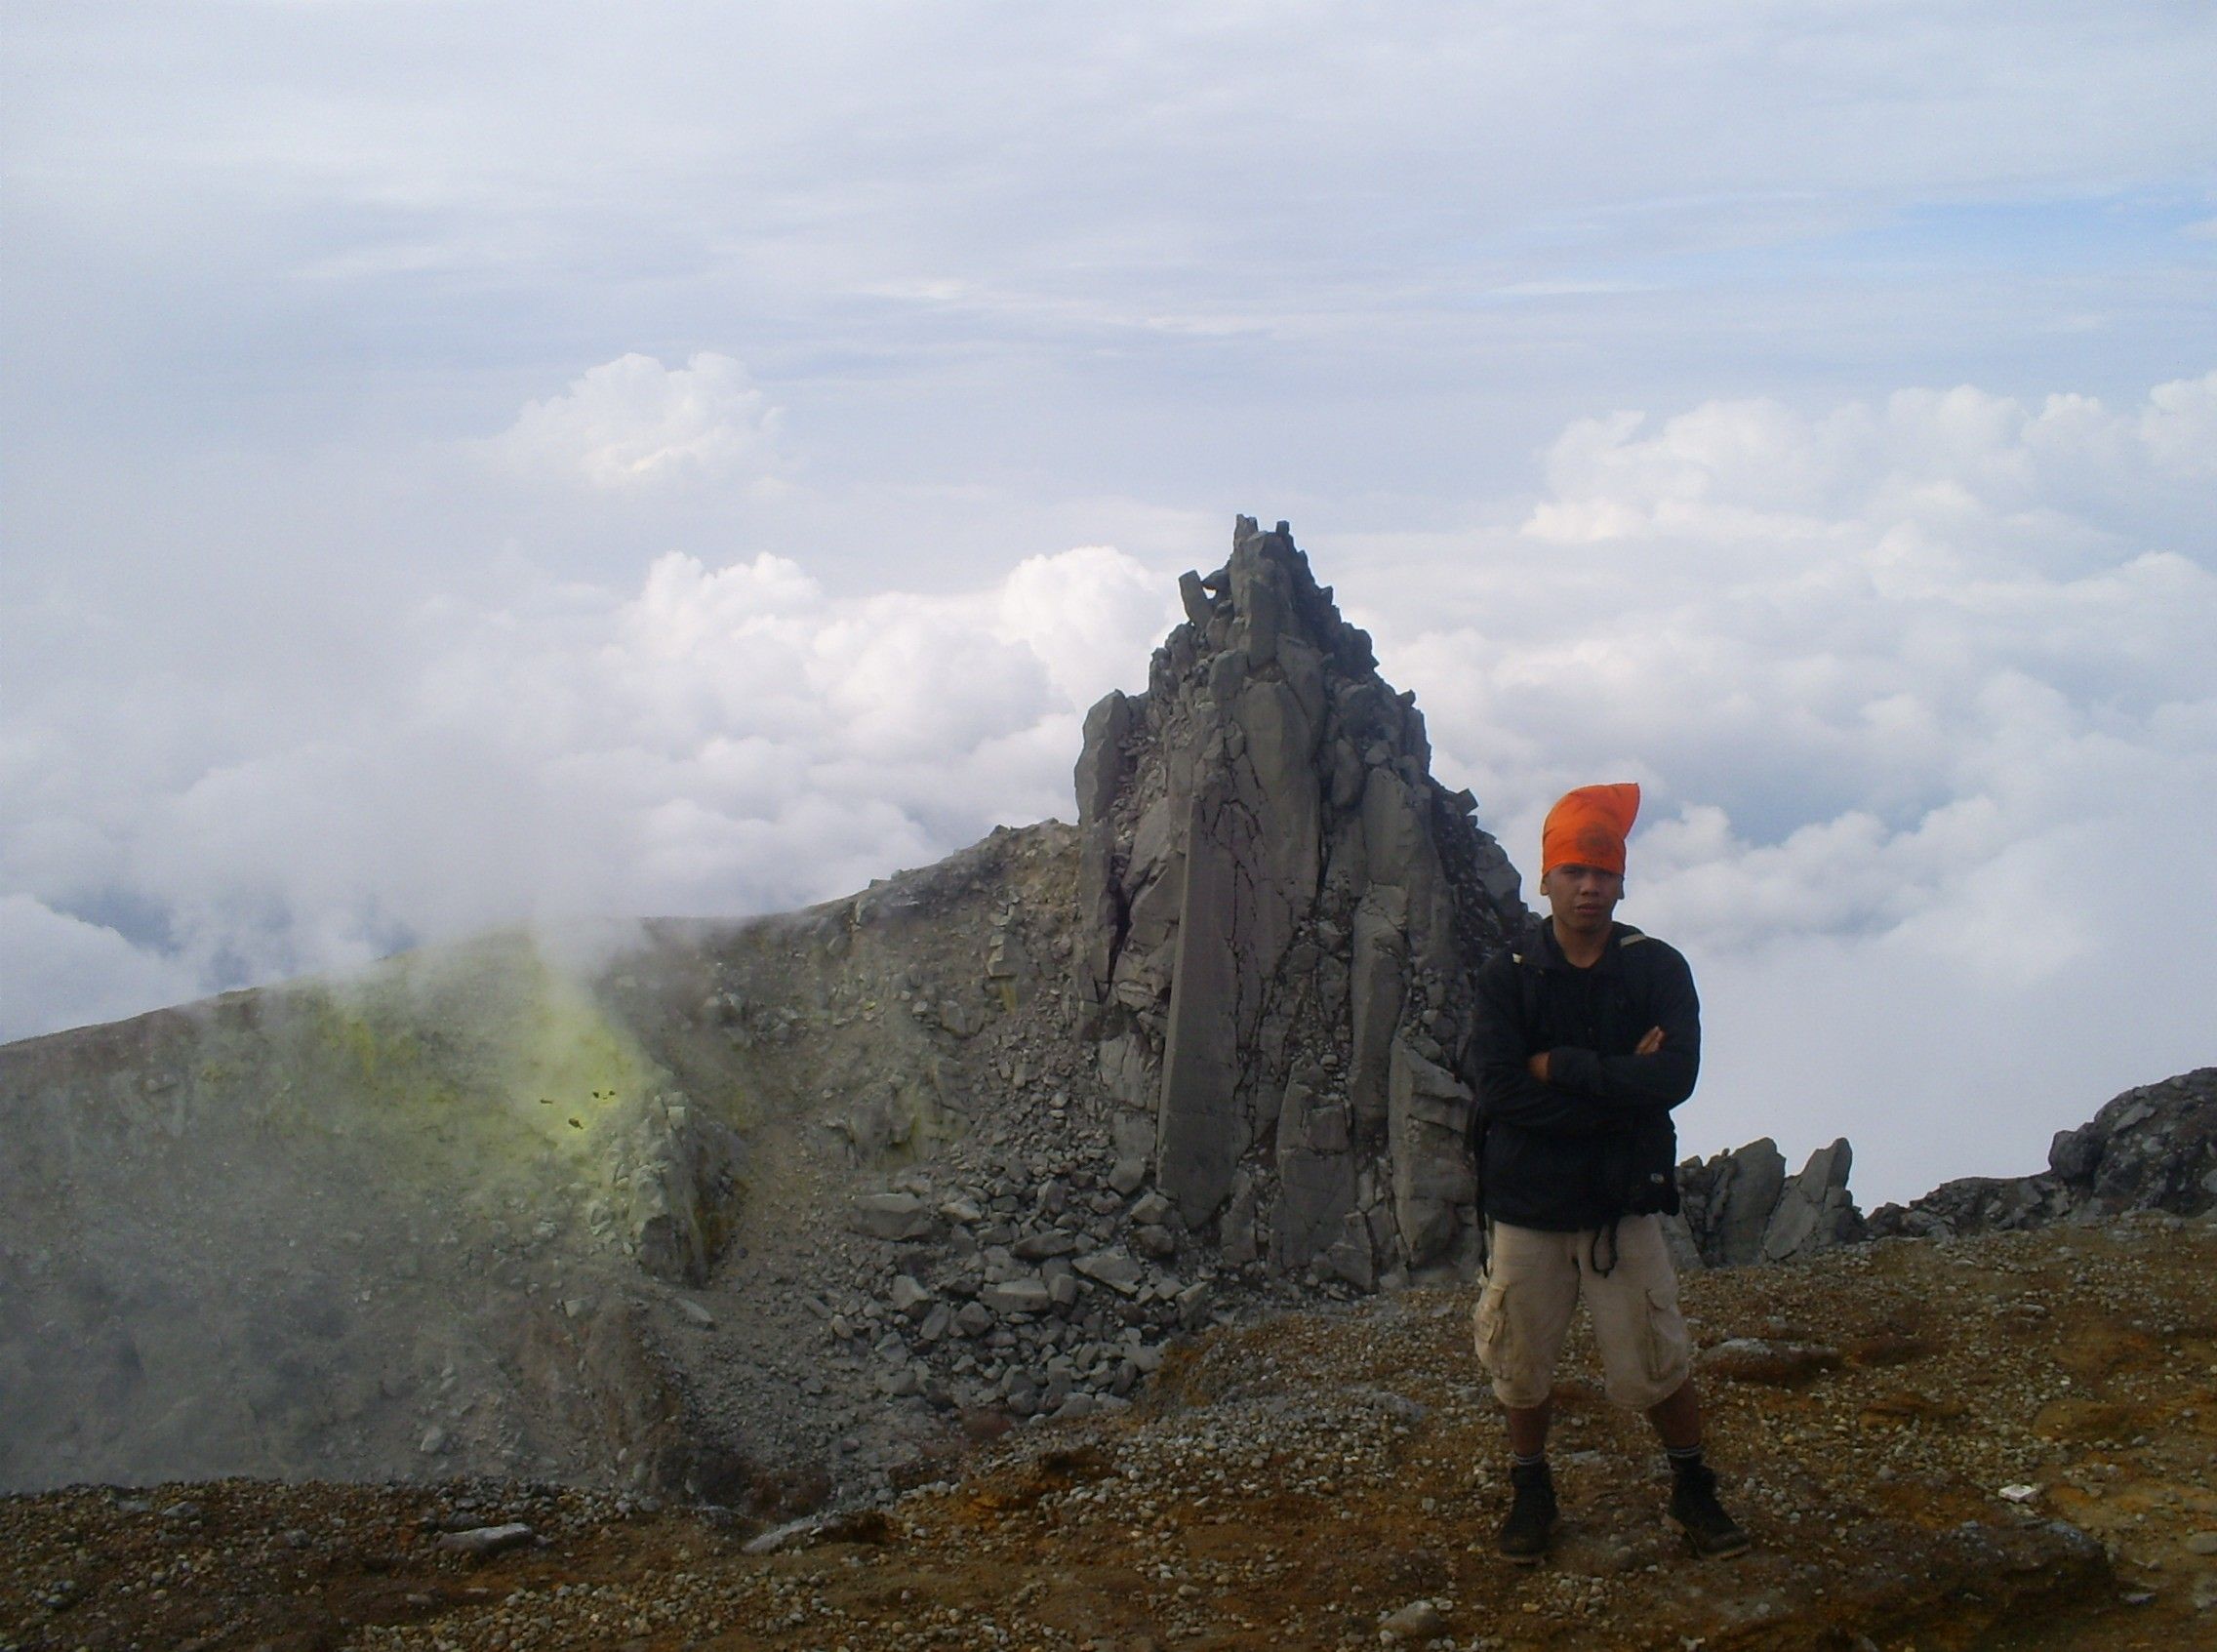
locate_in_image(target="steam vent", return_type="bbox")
[1073,516,1527,1288]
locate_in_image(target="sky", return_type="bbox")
[3,1,2213,1208]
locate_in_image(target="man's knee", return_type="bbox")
[1600,1290,1690,1409]
[1588,1221,1691,1409]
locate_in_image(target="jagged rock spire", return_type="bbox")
[1072,517,1526,1286]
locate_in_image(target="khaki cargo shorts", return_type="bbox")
[1471,1215,1691,1412]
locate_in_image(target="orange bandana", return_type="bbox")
[1541,783,1641,876]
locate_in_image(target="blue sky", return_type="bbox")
[4,2,2214,1205]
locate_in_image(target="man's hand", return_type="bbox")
[1530,1027,1661,1085]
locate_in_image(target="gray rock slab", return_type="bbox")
[849,1192,937,1242]
[435,1523,536,1559]
[1073,1250,1146,1296]
[984,1278,1052,1315]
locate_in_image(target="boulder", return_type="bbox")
[1675,1138,1788,1268]
[1761,1139,1865,1262]
[1673,1137,1868,1269]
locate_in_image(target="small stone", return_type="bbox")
[1108,1157,1148,1196]
[1132,1224,1179,1259]
[2185,1531,2217,1555]
[985,1278,1053,1315]
[1073,1250,1146,1296]
[1129,1191,1175,1227]
[1379,1599,1448,1638]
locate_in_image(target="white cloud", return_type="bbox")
[1369,372,2217,1200]
[488,353,786,491]
[1523,376,2217,559]
[2139,370,2217,477]
[0,895,199,1038]
[0,542,1167,1042]
[994,545,1177,710]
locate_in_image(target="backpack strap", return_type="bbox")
[1509,950,1544,1027]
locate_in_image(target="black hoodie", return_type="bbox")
[1467,919,1700,1232]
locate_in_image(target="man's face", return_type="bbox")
[1541,862,1624,938]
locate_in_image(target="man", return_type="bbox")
[1467,782,1749,1563]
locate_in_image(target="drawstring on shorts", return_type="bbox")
[1588,1218,1622,1277]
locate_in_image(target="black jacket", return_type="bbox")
[1467,919,1700,1231]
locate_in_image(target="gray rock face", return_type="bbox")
[1868,1068,2217,1238]
[1671,1137,1866,1269]
[1072,517,1525,1284]
[614,1091,746,1285]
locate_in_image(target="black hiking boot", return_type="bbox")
[1497,1460,1557,1564]
[1669,1460,1750,1558]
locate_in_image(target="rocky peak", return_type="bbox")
[1070,516,1525,1288]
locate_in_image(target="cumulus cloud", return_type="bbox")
[0,542,1171,1044]
[0,895,199,1039]
[488,353,786,490]
[1368,372,2217,1200]
[2140,370,2217,477]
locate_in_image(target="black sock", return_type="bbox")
[1512,1449,1548,1471]
[1665,1443,1705,1475]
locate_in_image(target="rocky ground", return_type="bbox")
[8,1212,2214,1652]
